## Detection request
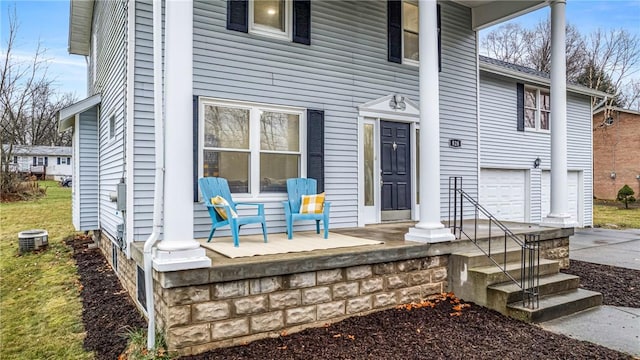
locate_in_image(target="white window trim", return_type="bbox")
[199,98,307,201]
[248,0,293,42]
[402,0,419,67]
[524,86,551,133]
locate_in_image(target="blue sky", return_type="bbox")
[1,0,639,99]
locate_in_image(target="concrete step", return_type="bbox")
[451,247,524,269]
[506,288,603,323]
[486,273,581,310]
[470,258,559,287]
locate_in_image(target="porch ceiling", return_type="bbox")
[68,0,94,56]
[454,0,550,30]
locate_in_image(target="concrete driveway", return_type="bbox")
[570,228,640,270]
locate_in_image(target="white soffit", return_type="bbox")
[454,0,549,30]
[57,94,101,131]
[68,0,94,55]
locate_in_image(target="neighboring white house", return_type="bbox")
[56,1,606,345]
[3,144,73,180]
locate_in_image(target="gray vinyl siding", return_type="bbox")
[132,0,156,239]
[479,72,593,226]
[77,108,99,230]
[191,0,478,237]
[91,0,128,240]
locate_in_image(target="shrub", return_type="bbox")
[616,184,636,209]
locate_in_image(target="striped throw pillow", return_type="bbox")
[299,192,325,214]
[210,196,238,219]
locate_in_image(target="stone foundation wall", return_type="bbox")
[156,256,448,356]
[538,236,570,269]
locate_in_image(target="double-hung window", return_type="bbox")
[249,0,291,40]
[524,88,551,131]
[201,100,305,195]
[403,1,419,64]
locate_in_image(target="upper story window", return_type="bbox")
[403,1,419,64]
[250,0,291,40]
[201,99,305,195]
[11,156,17,164]
[109,115,116,139]
[525,88,550,131]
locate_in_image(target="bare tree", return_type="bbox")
[481,23,529,65]
[1,7,75,193]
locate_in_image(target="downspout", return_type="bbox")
[143,0,164,350]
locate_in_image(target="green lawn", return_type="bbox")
[593,204,640,229]
[0,181,93,359]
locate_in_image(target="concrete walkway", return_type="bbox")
[539,228,640,357]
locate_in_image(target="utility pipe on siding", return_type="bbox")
[143,0,164,350]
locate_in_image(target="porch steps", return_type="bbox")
[449,249,602,323]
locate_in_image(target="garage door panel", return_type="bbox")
[480,169,526,222]
[542,171,580,225]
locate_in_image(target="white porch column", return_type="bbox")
[405,0,454,243]
[541,0,574,228]
[153,0,211,271]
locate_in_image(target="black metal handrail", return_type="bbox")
[448,177,539,309]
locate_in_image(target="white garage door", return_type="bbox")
[480,169,527,222]
[542,171,580,226]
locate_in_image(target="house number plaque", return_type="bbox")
[449,139,461,148]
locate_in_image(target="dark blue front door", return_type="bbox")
[381,121,411,220]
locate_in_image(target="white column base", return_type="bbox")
[152,246,211,272]
[405,226,455,243]
[540,214,576,228]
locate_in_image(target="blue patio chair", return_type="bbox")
[198,177,268,247]
[282,178,331,239]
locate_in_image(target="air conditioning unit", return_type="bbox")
[18,229,49,253]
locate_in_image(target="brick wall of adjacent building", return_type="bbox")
[593,110,640,200]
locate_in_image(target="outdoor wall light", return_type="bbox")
[533,157,541,169]
[389,94,406,111]
[610,172,616,179]
[636,174,640,180]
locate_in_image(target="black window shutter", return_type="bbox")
[293,0,311,45]
[227,0,248,33]
[437,4,441,72]
[33,157,36,166]
[388,0,402,63]
[193,95,199,202]
[307,109,325,193]
[517,83,525,131]
[57,157,61,165]
[44,157,48,166]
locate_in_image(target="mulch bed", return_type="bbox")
[67,235,638,359]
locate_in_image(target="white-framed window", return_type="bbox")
[57,157,71,165]
[524,87,550,131]
[11,156,17,164]
[403,0,419,65]
[249,0,292,41]
[200,99,306,196]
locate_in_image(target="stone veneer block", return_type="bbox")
[285,272,316,289]
[373,292,397,308]
[372,262,395,275]
[250,277,282,294]
[407,270,432,286]
[251,311,284,332]
[332,282,359,300]
[302,287,331,305]
[166,286,210,306]
[233,295,268,315]
[286,306,316,325]
[421,283,442,296]
[386,274,408,289]
[360,278,384,294]
[317,300,346,320]
[168,324,210,348]
[193,301,230,322]
[212,318,250,341]
[213,280,249,299]
[346,295,372,314]
[432,267,447,282]
[167,305,191,327]
[422,256,447,269]
[396,259,421,272]
[346,265,372,280]
[317,269,343,284]
[397,285,422,304]
[269,290,301,310]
